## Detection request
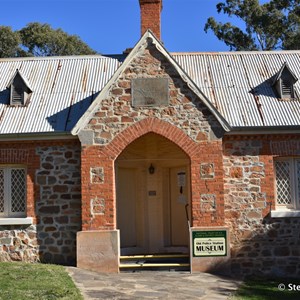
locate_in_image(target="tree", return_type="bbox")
[204,0,300,51]
[0,22,97,58]
[19,23,97,56]
[0,26,23,58]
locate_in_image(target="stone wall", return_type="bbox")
[84,40,222,145]
[36,144,81,265]
[224,135,300,278]
[79,38,226,231]
[0,140,81,265]
[0,225,38,262]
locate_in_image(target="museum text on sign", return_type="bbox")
[192,230,227,257]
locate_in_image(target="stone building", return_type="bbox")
[0,0,300,278]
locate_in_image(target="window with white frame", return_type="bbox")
[0,166,26,217]
[275,158,300,210]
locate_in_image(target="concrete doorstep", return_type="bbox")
[66,267,241,300]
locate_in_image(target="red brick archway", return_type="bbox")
[81,117,224,231]
[105,117,198,160]
[115,131,192,255]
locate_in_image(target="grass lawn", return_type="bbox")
[0,262,83,300]
[231,277,300,300]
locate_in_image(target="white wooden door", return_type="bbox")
[117,165,190,254]
[117,168,137,248]
[169,166,189,246]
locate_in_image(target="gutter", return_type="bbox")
[0,132,78,142]
[226,126,300,136]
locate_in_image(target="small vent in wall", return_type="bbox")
[11,86,24,105]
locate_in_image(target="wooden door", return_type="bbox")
[117,168,137,248]
[164,166,190,248]
[117,164,190,254]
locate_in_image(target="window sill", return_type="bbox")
[0,217,33,225]
[271,210,300,218]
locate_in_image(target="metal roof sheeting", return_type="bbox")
[172,51,300,128]
[0,50,300,135]
[0,55,121,134]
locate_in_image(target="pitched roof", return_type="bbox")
[0,55,121,135]
[173,51,300,128]
[0,34,300,136]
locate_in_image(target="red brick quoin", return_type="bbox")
[81,117,225,230]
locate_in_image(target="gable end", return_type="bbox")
[71,31,231,137]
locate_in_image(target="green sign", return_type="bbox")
[192,230,227,257]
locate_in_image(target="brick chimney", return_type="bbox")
[139,0,162,40]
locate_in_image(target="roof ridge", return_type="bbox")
[0,54,117,62]
[171,50,300,55]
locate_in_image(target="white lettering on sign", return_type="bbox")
[194,238,226,256]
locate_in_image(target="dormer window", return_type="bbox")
[7,69,32,106]
[273,62,298,100]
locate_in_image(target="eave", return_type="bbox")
[226,126,300,136]
[0,132,78,142]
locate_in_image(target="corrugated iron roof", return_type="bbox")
[0,49,300,135]
[0,55,121,134]
[172,51,300,128]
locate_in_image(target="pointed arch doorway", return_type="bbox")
[115,133,191,256]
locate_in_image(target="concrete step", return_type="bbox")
[119,253,190,272]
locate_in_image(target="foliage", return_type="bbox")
[0,262,83,300]
[0,22,97,58]
[204,0,300,51]
[0,26,28,58]
[231,277,300,300]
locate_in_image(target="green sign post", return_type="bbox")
[192,230,227,257]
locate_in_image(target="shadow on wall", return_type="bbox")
[216,137,300,279]
[205,212,300,279]
[232,213,300,278]
[35,144,82,265]
[0,141,82,265]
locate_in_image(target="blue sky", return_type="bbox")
[1,0,250,54]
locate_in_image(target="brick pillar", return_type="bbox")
[139,0,162,40]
